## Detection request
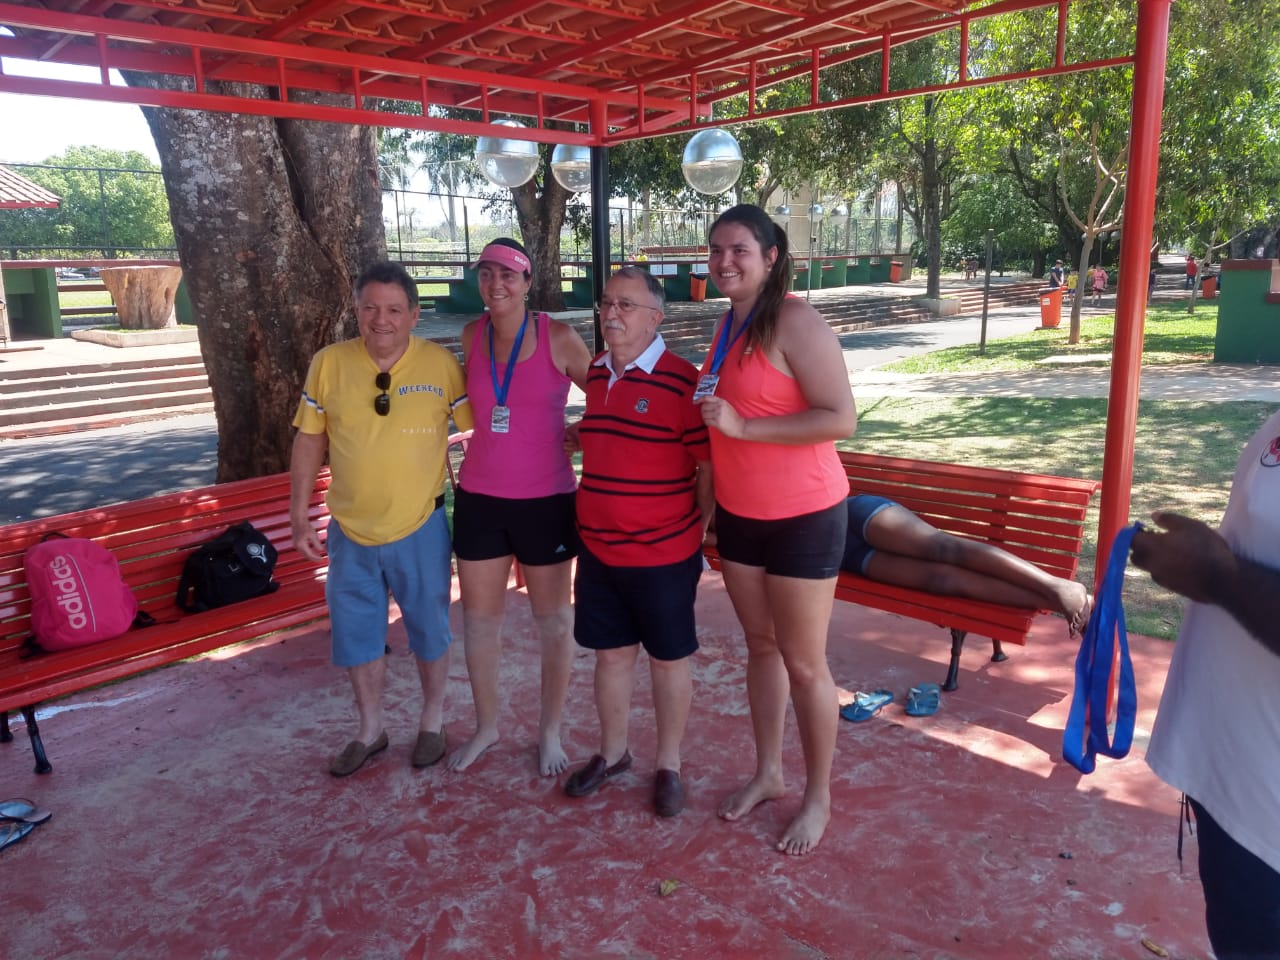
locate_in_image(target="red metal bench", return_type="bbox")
[707,451,1100,691]
[0,470,331,773]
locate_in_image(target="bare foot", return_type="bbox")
[777,802,830,856]
[446,727,499,771]
[538,734,569,777]
[717,773,786,821]
[1067,590,1093,637]
[1052,581,1093,636]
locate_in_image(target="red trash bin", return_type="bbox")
[689,273,707,302]
[1039,287,1064,328]
[889,260,903,282]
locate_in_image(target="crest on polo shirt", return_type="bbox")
[635,398,649,413]
[1262,433,1280,468]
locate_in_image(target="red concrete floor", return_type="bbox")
[3,573,1210,960]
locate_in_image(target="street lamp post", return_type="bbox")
[807,203,824,300]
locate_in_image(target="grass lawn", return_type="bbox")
[843,395,1273,640]
[882,302,1217,374]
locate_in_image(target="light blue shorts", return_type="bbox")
[326,507,453,668]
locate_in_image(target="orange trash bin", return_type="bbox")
[689,273,707,302]
[1201,275,1217,299]
[1039,287,1064,328]
[889,260,904,282]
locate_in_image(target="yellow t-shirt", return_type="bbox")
[293,337,473,545]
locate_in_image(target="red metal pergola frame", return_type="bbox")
[0,0,1174,580]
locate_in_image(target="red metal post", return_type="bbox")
[1097,0,1172,714]
[1097,0,1172,563]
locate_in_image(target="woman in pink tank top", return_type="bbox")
[696,205,857,856]
[448,238,592,777]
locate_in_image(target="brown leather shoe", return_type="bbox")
[329,731,389,777]
[653,769,685,817]
[411,728,446,768]
[564,751,632,798]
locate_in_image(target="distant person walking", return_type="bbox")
[1185,254,1199,290]
[1048,260,1064,289]
[1091,265,1108,307]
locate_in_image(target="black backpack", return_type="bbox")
[176,521,279,612]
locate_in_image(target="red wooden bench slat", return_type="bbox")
[0,470,334,727]
[0,482,328,603]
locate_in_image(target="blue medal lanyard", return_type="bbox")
[707,305,755,376]
[488,309,530,408]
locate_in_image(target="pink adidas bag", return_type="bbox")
[24,534,140,651]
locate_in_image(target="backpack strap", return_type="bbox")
[1062,522,1143,774]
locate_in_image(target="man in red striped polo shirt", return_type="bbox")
[564,266,713,817]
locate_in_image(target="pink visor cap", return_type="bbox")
[471,243,531,275]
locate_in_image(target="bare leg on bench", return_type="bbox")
[862,505,1092,635]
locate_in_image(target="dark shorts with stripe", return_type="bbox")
[714,499,846,580]
[452,486,579,566]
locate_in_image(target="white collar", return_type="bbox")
[594,333,667,377]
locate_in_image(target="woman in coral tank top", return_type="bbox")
[696,205,857,855]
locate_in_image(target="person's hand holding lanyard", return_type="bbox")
[695,307,753,439]
[488,309,529,434]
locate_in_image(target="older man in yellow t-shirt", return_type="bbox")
[291,261,471,777]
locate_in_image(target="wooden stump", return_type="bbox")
[100,265,183,329]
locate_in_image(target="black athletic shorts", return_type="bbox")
[714,499,846,579]
[452,486,579,566]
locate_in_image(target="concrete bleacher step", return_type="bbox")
[0,387,215,429]
[3,375,212,407]
[0,351,213,439]
[0,362,207,395]
[0,402,217,440]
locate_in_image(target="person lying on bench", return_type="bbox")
[841,495,1093,635]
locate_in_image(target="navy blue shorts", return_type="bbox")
[573,546,701,661]
[714,500,846,580]
[841,495,896,575]
[1190,797,1280,956]
[452,486,579,566]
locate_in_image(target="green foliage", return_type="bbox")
[942,175,1057,262]
[1158,0,1280,252]
[0,146,173,254]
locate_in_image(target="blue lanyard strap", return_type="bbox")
[1062,521,1143,774]
[707,306,754,376]
[488,309,530,407]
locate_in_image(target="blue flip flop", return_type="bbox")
[0,820,36,853]
[904,683,941,717]
[840,689,894,723]
[0,799,52,826]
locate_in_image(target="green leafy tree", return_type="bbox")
[1155,0,1280,312]
[0,146,173,255]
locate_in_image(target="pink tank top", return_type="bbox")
[459,311,577,498]
[701,335,848,520]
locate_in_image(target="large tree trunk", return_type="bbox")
[135,89,385,481]
[512,148,570,312]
